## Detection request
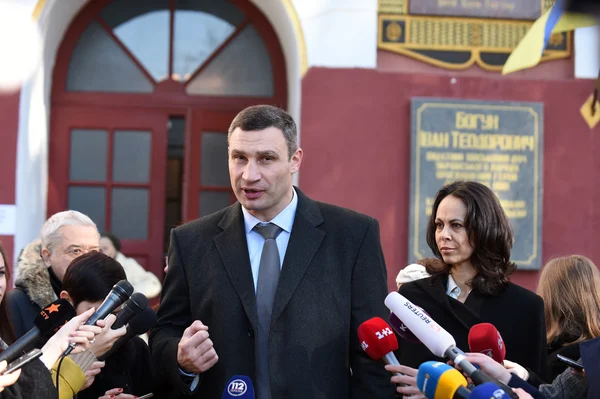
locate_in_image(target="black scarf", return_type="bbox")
[47,267,63,298]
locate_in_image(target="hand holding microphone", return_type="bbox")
[459,353,512,385]
[88,314,127,357]
[357,317,424,397]
[467,323,529,382]
[357,317,401,372]
[63,280,133,356]
[39,307,101,369]
[468,323,506,363]
[385,292,518,399]
[0,298,78,364]
[97,306,157,361]
[177,320,218,374]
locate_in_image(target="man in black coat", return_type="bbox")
[6,211,100,339]
[150,105,394,399]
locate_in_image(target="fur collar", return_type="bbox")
[13,239,57,308]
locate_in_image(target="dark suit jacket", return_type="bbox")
[149,189,395,398]
[397,275,548,381]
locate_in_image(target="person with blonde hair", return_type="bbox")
[537,255,600,380]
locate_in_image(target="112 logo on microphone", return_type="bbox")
[375,327,393,339]
[227,379,247,396]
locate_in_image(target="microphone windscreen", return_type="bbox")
[357,317,398,361]
[128,307,157,335]
[469,382,510,398]
[113,280,134,301]
[388,311,421,344]
[128,292,148,311]
[417,361,468,399]
[34,299,76,336]
[468,323,506,363]
[385,292,455,357]
[221,375,254,399]
[112,292,148,329]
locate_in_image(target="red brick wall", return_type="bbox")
[0,92,20,276]
[299,67,600,293]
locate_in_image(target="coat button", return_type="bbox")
[247,328,254,338]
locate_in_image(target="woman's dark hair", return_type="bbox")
[425,181,516,295]
[0,243,16,345]
[101,232,122,252]
[62,251,126,308]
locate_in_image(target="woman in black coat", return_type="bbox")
[387,181,547,398]
[0,243,99,399]
[59,251,154,399]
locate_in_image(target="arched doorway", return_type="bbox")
[48,0,288,279]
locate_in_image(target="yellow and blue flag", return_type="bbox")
[502,0,597,75]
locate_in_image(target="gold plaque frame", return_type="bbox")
[378,0,571,72]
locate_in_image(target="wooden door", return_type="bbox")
[49,106,168,279]
[183,110,238,222]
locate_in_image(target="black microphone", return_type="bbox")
[63,280,133,356]
[111,292,148,330]
[97,307,157,361]
[0,299,76,363]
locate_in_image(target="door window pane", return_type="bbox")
[70,129,108,181]
[201,132,229,187]
[186,25,274,97]
[199,191,231,217]
[113,130,151,183]
[173,0,245,82]
[101,0,169,81]
[68,186,106,232]
[67,22,153,92]
[173,11,235,82]
[111,188,149,239]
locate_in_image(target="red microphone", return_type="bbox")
[358,317,403,376]
[468,323,506,363]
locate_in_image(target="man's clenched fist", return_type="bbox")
[177,320,219,374]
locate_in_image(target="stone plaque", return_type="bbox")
[409,98,544,270]
[409,0,543,20]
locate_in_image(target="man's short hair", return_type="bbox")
[41,210,98,252]
[62,251,127,309]
[228,105,298,159]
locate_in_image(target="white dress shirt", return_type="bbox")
[241,188,298,292]
[446,274,472,300]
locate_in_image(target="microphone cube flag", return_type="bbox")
[469,382,510,398]
[389,310,423,344]
[468,323,506,363]
[385,292,455,357]
[417,361,468,399]
[222,375,254,398]
[35,299,77,335]
[357,317,398,360]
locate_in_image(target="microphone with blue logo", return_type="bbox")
[417,361,470,399]
[468,382,511,398]
[222,375,255,398]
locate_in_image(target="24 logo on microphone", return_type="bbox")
[375,327,393,339]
